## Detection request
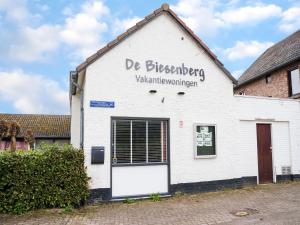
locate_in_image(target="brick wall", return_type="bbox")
[235,61,300,98]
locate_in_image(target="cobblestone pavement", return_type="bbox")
[1,182,300,225]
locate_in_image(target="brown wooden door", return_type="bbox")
[256,124,273,183]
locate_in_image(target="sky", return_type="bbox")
[0,0,299,115]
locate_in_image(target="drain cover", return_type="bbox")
[231,208,259,217]
[235,211,249,217]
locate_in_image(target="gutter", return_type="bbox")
[70,71,85,150]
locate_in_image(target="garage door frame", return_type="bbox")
[110,116,171,199]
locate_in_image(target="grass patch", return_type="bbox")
[123,198,135,204]
[150,193,161,202]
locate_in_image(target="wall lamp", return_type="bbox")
[149,90,157,94]
[177,92,185,95]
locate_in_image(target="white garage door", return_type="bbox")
[111,118,169,198]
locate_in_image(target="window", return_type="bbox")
[289,68,300,96]
[238,90,245,95]
[112,119,168,165]
[265,75,272,84]
[194,124,216,158]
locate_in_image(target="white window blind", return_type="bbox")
[112,119,167,165]
[291,68,300,95]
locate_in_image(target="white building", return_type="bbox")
[70,4,300,201]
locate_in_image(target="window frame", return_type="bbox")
[111,117,169,166]
[265,75,272,84]
[193,123,217,159]
[288,67,300,97]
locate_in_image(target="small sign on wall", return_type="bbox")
[179,120,183,128]
[194,124,216,157]
[90,101,115,108]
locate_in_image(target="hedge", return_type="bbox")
[0,144,89,214]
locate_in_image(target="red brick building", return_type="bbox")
[235,30,300,99]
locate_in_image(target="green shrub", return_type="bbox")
[0,144,89,214]
[63,204,74,213]
[150,193,161,202]
[123,198,135,204]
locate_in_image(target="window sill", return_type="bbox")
[290,93,300,99]
[195,155,217,159]
[112,162,168,167]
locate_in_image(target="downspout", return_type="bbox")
[71,71,84,150]
[80,89,84,150]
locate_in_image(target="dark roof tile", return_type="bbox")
[0,114,70,138]
[238,29,300,86]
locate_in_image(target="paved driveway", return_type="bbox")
[1,182,300,225]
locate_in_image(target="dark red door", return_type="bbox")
[256,124,273,183]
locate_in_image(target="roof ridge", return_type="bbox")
[270,28,300,47]
[237,28,300,86]
[0,113,70,117]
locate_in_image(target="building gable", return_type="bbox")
[71,3,236,95]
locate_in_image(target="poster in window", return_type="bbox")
[195,125,216,156]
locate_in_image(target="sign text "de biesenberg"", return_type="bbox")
[125,58,205,88]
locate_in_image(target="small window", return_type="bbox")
[112,119,168,165]
[194,124,216,158]
[289,68,300,96]
[265,75,272,84]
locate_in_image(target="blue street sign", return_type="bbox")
[90,101,115,108]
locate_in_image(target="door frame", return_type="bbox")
[110,116,171,199]
[256,122,276,184]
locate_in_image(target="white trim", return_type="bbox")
[234,94,300,102]
[255,122,275,184]
[287,122,293,175]
[165,121,168,162]
[130,120,132,164]
[161,121,164,162]
[193,123,217,159]
[239,118,290,123]
[113,120,116,159]
[146,121,148,163]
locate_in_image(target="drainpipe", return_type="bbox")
[71,71,84,150]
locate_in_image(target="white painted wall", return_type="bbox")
[235,96,300,176]
[81,13,240,189]
[70,94,81,148]
[70,12,300,192]
[112,165,168,197]
[238,120,292,182]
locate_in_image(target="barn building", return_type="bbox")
[0,114,70,150]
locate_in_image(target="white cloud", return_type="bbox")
[217,4,282,27]
[8,25,61,62]
[60,0,110,59]
[0,0,31,23]
[113,16,142,35]
[62,6,73,16]
[37,4,49,12]
[81,0,109,17]
[223,40,274,60]
[231,69,244,79]
[0,70,69,114]
[172,0,222,37]
[172,0,283,37]
[0,0,60,62]
[279,7,300,33]
[0,0,111,63]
